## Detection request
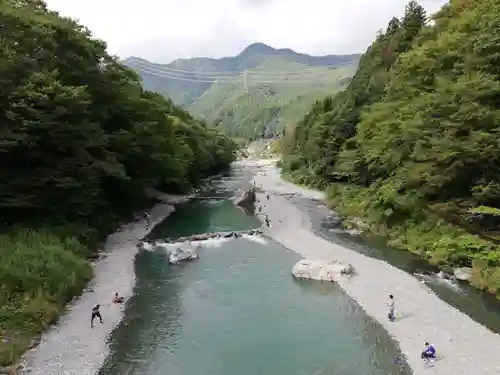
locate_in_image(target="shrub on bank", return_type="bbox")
[325,183,500,298]
[0,229,92,366]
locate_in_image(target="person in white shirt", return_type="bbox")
[388,294,395,321]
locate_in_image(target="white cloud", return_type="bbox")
[44,0,448,63]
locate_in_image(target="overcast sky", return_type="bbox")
[44,0,448,63]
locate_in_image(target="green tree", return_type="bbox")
[0,0,237,364]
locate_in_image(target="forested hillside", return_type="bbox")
[124,45,360,139]
[280,0,500,297]
[0,0,236,365]
[189,58,356,139]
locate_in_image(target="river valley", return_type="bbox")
[20,161,500,375]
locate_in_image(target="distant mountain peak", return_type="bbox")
[239,42,277,55]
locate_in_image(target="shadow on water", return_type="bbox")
[148,165,259,240]
[148,199,261,240]
[291,196,500,335]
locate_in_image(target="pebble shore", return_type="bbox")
[19,196,188,375]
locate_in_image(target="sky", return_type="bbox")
[44,0,448,63]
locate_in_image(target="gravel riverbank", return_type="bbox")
[252,161,500,375]
[18,197,188,375]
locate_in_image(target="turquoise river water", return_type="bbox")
[97,169,411,375]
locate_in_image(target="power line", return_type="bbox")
[126,60,322,80]
[133,67,330,85]
[125,57,355,75]
[126,61,342,85]
[125,57,353,79]
[128,65,235,83]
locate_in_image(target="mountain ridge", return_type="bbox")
[124,42,360,72]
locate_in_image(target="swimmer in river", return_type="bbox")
[113,292,124,304]
[91,304,103,328]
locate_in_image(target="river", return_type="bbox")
[97,166,412,375]
[48,162,500,375]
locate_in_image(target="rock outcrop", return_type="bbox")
[169,242,199,264]
[234,187,256,207]
[453,267,473,281]
[321,214,343,229]
[292,259,354,282]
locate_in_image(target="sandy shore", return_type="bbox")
[252,161,500,375]
[19,196,188,375]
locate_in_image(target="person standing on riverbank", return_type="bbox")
[144,212,151,229]
[387,295,395,321]
[91,304,103,328]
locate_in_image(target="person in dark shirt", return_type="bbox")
[144,212,151,228]
[421,342,436,361]
[91,304,103,328]
[113,292,124,304]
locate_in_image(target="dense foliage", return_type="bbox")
[0,0,236,365]
[281,0,500,296]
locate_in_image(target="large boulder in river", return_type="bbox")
[321,214,343,229]
[454,267,473,281]
[292,259,354,282]
[168,242,199,264]
[234,187,256,207]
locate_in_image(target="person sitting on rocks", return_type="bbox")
[421,342,436,362]
[113,292,124,304]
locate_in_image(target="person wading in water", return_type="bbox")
[91,304,103,328]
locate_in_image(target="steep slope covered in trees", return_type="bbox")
[0,0,236,365]
[281,0,500,297]
[189,58,356,139]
